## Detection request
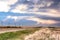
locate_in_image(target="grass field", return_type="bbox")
[0,28,40,40]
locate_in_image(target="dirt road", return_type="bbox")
[0,28,25,34]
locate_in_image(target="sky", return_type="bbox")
[0,0,60,27]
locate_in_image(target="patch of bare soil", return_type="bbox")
[25,28,60,40]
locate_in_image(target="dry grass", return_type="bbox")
[25,28,60,40]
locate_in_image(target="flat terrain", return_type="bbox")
[0,28,25,34]
[0,27,40,40]
[0,27,60,40]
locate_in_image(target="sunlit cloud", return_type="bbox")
[26,17,57,25]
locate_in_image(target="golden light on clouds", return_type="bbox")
[26,17,57,24]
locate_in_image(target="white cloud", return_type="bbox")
[0,1,10,12]
[7,0,18,5]
[0,0,18,5]
[11,4,28,13]
[0,0,18,12]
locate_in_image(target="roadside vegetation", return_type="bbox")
[0,28,40,40]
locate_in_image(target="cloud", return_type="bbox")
[10,0,54,12]
[11,4,28,13]
[0,1,10,12]
[3,16,30,22]
[4,16,29,22]
[14,9,60,18]
[11,5,60,17]
[32,9,60,17]
[36,15,60,22]
[0,0,59,13]
[26,17,57,25]
[0,0,60,26]
[10,0,59,18]
[57,2,60,9]
[0,0,17,12]
[3,15,58,25]
[0,0,18,5]
[7,0,18,5]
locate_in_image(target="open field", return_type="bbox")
[0,27,60,40]
[0,27,40,40]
